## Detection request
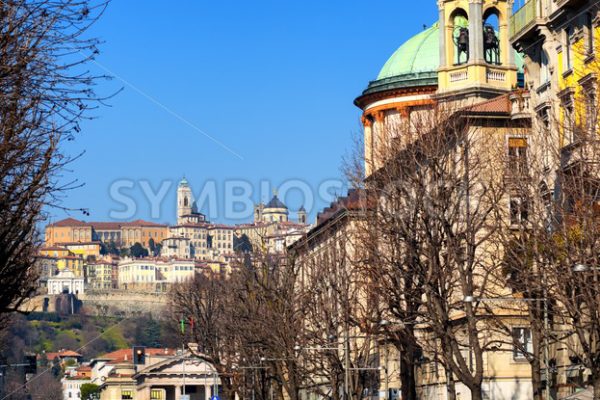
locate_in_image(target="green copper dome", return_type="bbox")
[358,23,525,98]
[377,23,440,80]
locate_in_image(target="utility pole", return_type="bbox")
[542,271,553,400]
[344,323,350,400]
[183,343,187,399]
[384,344,389,400]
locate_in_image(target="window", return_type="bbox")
[580,73,598,134]
[587,12,595,55]
[540,49,550,85]
[507,137,528,175]
[510,197,529,226]
[121,390,133,400]
[565,26,574,71]
[559,87,576,142]
[512,327,532,360]
[151,389,165,399]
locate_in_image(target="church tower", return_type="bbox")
[437,0,517,101]
[177,177,193,225]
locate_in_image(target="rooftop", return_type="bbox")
[265,194,288,210]
[357,23,525,100]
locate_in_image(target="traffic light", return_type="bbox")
[24,355,36,375]
[133,347,145,365]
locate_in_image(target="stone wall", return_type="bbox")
[22,290,168,317]
[79,290,168,317]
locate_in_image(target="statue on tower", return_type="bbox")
[483,24,500,65]
[454,26,470,64]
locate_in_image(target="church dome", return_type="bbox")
[378,23,440,81]
[265,195,287,210]
[358,23,525,99]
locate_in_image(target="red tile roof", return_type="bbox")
[47,218,168,229]
[48,218,90,227]
[466,94,511,114]
[40,350,82,361]
[90,222,122,230]
[316,189,368,225]
[99,348,176,364]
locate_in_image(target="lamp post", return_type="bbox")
[295,335,383,400]
[232,365,269,400]
[463,295,553,400]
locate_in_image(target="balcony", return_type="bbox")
[509,90,531,120]
[561,139,600,173]
[510,0,545,43]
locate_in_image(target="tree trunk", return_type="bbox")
[593,372,600,400]
[446,367,456,400]
[530,356,543,400]
[470,386,483,400]
[400,347,417,400]
[221,378,235,400]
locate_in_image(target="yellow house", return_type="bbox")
[56,255,84,277]
[45,218,93,246]
[56,241,102,259]
[39,246,72,258]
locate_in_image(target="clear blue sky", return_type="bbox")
[54,0,439,226]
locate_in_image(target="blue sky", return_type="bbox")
[53,0,439,225]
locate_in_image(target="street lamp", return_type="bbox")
[463,295,476,303]
[232,364,270,400]
[573,264,600,273]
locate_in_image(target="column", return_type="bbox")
[175,385,182,400]
[468,0,484,63]
[362,115,373,176]
[205,383,212,400]
[439,4,447,67]
[501,5,514,66]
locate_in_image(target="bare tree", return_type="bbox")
[170,270,240,400]
[0,0,112,318]
[229,251,305,400]
[293,210,379,400]
[350,103,520,400]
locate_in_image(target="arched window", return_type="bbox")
[184,196,188,207]
[483,9,501,65]
[451,9,469,65]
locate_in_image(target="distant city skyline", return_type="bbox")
[52,0,439,225]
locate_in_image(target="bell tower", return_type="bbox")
[437,0,517,101]
[177,177,193,225]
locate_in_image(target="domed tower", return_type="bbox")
[355,3,523,177]
[262,193,289,223]
[437,0,517,101]
[177,177,193,225]
[354,24,440,177]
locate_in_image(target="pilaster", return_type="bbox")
[468,0,484,63]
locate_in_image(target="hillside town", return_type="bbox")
[37,181,308,299]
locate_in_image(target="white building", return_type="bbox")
[62,376,89,399]
[61,365,92,400]
[47,269,85,295]
[117,258,201,290]
[160,236,191,259]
